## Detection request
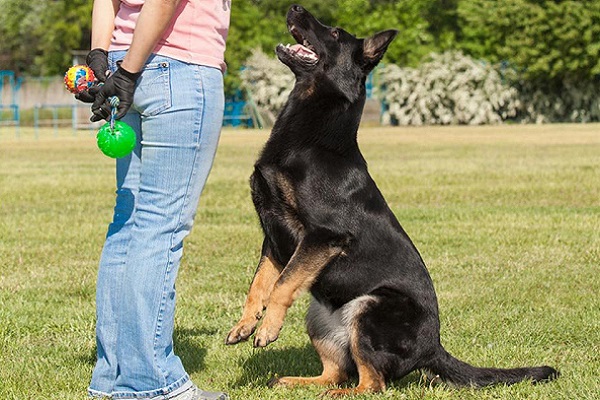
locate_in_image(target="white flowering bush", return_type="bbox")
[377,51,520,125]
[240,49,294,124]
[241,49,600,125]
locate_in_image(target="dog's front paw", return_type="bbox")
[253,324,281,348]
[225,319,257,345]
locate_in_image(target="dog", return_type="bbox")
[226,5,558,396]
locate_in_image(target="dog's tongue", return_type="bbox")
[290,44,317,58]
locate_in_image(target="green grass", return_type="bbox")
[2,107,74,127]
[1,124,599,399]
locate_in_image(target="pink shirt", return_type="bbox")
[110,0,231,72]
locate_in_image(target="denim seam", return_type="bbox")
[194,65,206,149]
[151,64,205,390]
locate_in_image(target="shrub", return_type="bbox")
[240,49,294,124]
[241,49,600,125]
[377,51,519,125]
[516,79,600,123]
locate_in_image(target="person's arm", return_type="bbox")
[90,0,184,121]
[91,0,121,50]
[75,0,119,102]
[119,0,183,73]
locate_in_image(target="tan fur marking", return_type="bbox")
[254,242,343,346]
[275,171,298,209]
[270,243,341,308]
[271,337,349,387]
[324,363,385,397]
[242,252,282,319]
[226,251,283,344]
[350,299,385,393]
[275,171,304,236]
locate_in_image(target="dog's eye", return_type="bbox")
[331,29,339,40]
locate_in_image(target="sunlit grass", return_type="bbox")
[1,124,598,399]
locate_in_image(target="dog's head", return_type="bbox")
[276,5,397,101]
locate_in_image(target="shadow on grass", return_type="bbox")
[233,344,323,387]
[176,327,214,375]
[231,343,426,390]
[80,327,213,376]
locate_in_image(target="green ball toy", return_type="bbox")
[96,120,136,158]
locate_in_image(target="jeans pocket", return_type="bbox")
[135,61,172,117]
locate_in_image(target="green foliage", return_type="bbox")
[458,0,600,81]
[36,0,93,75]
[225,0,456,94]
[1,0,599,120]
[0,0,36,72]
[225,1,276,93]
[454,0,600,122]
[0,0,91,75]
[335,0,436,66]
[225,0,339,94]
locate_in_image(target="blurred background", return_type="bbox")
[1,0,599,131]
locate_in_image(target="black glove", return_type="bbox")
[75,48,109,103]
[91,65,141,122]
[86,48,110,82]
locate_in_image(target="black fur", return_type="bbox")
[229,5,558,392]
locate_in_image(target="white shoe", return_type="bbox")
[171,385,229,400]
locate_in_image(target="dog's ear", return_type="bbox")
[362,29,398,72]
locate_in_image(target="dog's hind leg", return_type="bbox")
[226,242,283,345]
[270,298,352,388]
[324,288,432,397]
[322,295,387,396]
[270,338,350,388]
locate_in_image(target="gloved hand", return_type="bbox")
[75,48,109,103]
[91,64,141,122]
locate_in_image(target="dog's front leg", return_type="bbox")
[226,242,283,345]
[253,239,343,348]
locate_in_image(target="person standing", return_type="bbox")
[78,1,231,399]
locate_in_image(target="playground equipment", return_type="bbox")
[0,70,23,134]
[223,89,264,129]
[1,67,274,139]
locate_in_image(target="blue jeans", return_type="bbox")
[89,52,224,399]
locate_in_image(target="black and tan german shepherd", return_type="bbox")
[226,5,558,396]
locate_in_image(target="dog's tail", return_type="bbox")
[427,348,558,387]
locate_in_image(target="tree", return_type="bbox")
[0,0,91,75]
[335,0,435,66]
[0,0,36,72]
[458,0,600,82]
[225,0,340,94]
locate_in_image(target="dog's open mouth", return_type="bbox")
[278,25,319,65]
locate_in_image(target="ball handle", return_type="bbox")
[96,96,136,158]
[109,96,120,131]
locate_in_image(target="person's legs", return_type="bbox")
[89,53,226,399]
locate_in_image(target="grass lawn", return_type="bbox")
[0,124,598,399]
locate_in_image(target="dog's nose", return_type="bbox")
[290,4,304,13]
